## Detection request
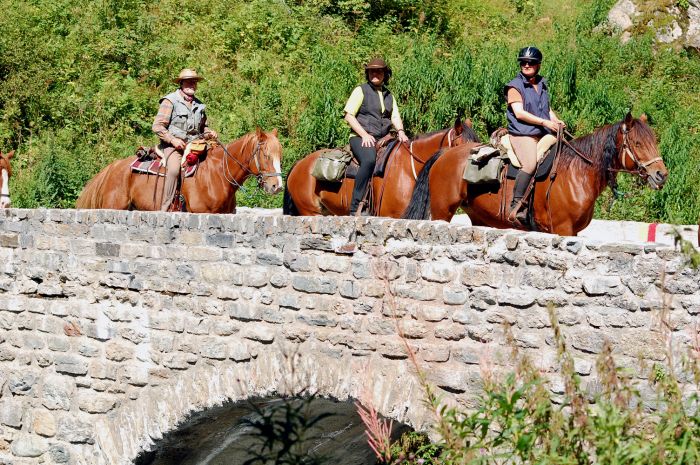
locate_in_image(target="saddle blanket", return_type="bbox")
[130,144,199,178]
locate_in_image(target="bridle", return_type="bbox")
[219,135,282,189]
[614,124,663,178]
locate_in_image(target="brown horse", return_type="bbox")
[76,129,283,212]
[0,150,15,209]
[283,118,479,217]
[404,113,668,236]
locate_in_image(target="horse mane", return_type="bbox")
[559,122,621,187]
[412,122,480,144]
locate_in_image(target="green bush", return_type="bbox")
[381,307,700,465]
[1,0,698,222]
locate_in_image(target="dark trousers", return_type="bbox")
[349,136,377,214]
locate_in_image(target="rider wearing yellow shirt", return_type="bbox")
[343,57,409,215]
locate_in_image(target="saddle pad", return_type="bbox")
[130,156,197,178]
[500,134,557,168]
[130,158,165,176]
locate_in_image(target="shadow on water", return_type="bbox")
[133,397,411,465]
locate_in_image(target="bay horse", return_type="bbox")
[404,113,668,236]
[0,150,14,209]
[283,118,479,217]
[75,129,283,213]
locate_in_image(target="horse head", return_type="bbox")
[250,128,284,195]
[0,150,14,208]
[451,116,480,146]
[618,112,668,190]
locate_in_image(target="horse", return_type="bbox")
[404,113,668,236]
[0,150,14,209]
[75,129,283,213]
[283,118,479,217]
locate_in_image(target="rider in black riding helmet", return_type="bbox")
[504,47,566,225]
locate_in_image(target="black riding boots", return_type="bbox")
[507,171,533,225]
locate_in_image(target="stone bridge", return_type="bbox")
[0,209,698,464]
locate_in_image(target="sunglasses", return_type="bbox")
[520,61,538,67]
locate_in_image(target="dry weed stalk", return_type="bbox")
[355,393,394,463]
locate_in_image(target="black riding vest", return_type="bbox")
[505,73,551,137]
[355,83,394,139]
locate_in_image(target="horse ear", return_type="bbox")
[454,117,463,135]
[256,126,266,140]
[7,150,14,159]
[623,111,634,130]
[640,113,648,123]
[271,128,278,137]
[465,118,473,128]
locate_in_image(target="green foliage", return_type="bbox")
[386,308,700,464]
[1,0,699,222]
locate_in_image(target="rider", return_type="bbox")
[152,68,218,211]
[504,47,566,224]
[343,57,409,215]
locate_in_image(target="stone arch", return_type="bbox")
[90,344,432,465]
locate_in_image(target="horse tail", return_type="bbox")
[402,151,441,220]
[282,182,298,216]
[282,161,300,216]
[75,165,111,209]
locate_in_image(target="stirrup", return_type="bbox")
[507,201,527,225]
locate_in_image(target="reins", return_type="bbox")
[217,135,282,190]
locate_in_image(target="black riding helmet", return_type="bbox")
[517,46,543,64]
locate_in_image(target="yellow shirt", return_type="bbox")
[343,86,402,130]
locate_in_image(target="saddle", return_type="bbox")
[130,139,211,178]
[463,130,558,184]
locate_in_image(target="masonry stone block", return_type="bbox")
[0,399,23,428]
[11,434,47,457]
[292,276,337,294]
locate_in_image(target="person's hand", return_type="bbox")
[172,138,186,151]
[542,120,561,133]
[397,130,409,143]
[361,134,376,147]
[206,131,218,140]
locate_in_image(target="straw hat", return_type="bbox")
[173,68,203,84]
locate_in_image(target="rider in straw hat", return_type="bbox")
[152,68,218,211]
[504,47,565,225]
[343,57,409,216]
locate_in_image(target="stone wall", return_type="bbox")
[0,209,698,465]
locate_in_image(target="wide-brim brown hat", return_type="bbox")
[365,57,390,71]
[173,68,203,84]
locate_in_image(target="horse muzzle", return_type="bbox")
[647,170,668,190]
[261,179,283,195]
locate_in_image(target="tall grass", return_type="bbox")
[1,0,698,222]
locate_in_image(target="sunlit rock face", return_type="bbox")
[607,0,700,48]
